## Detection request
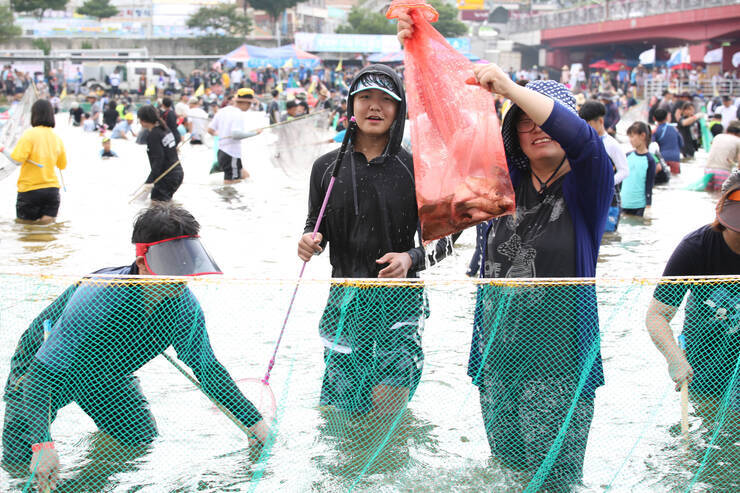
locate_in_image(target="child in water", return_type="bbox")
[100,137,118,159]
[622,122,657,217]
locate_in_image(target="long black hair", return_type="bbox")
[137,104,168,129]
[31,99,55,128]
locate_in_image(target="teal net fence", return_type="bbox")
[0,273,738,492]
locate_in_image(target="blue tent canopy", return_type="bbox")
[220,44,321,69]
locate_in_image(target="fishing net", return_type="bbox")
[268,110,338,176]
[387,1,515,241]
[1,273,738,492]
[0,88,38,181]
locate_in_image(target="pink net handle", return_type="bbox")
[385,0,439,22]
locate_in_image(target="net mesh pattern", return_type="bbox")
[1,274,738,492]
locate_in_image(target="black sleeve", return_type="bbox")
[407,231,463,273]
[145,129,165,184]
[172,302,262,428]
[645,153,656,206]
[303,155,332,248]
[22,360,65,444]
[4,285,78,402]
[166,110,181,144]
[653,234,700,307]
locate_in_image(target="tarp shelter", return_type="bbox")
[220,44,321,69]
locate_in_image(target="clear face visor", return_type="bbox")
[718,189,740,233]
[135,236,222,276]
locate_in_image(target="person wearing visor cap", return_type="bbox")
[298,65,456,418]
[647,170,740,415]
[207,87,262,184]
[2,203,271,491]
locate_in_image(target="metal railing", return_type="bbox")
[643,78,740,99]
[508,0,737,33]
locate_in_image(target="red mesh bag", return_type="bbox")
[387,0,515,241]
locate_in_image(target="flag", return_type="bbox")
[283,58,294,69]
[59,85,67,99]
[145,84,156,97]
[704,47,722,64]
[667,46,690,67]
[194,83,204,97]
[335,59,343,72]
[638,48,655,65]
[276,82,284,93]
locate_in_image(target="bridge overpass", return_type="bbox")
[506,0,740,71]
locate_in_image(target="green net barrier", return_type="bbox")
[0,273,738,492]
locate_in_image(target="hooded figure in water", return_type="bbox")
[298,64,452,414]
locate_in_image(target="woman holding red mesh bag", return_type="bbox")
[396,3,614,489]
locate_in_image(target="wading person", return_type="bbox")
[646,171,740,412]
[4,99,67,224]
[622,122,656,218]
[399,14,612,489]
[207,88,262,184]
[298,65,454,417]
[137,105,182,202]
[2,203,271,492]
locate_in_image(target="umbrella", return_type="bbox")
[588,60,609,69]
[671,62,693,70]
[605,62,628,71]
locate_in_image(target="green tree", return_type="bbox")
[11,0,68,20]
[247,0,300,24]
[76,0,118,21]
[335,7,396,35]
[186,4,253,55]
[428,0,468,38]
[0,6,22,43]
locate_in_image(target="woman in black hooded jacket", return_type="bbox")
[297,64,454,417]
[137,105,182,202]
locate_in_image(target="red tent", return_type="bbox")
[588,60,609,69]
[671,62,693,70]
[606,62,628,71]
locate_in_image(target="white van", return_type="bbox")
[81,62,180,93]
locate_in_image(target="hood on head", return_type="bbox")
[347,64,407,160]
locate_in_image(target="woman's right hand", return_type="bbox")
[396,11,414,45]
[298,232,323,262]
[471,63,517,100]
[667,350,694,391]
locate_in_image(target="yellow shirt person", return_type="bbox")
[9,100,67,223]
[12,126,67,193]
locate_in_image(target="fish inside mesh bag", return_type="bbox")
[387,0,514,241]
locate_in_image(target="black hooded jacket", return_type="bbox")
[304,64,453,278]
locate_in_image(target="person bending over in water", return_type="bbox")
[298,65,455,417]
[647,171,740,420]
[1,99,67,224]
[2,203,271,491]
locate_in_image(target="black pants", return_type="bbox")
[16,187,60,221]
[3,375,157,464]
[151,167,183,202]
[622,207,645,217]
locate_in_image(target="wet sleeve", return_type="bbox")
[4,285,77,401]
[303,157,330,247]
[645,154,656,206]
[172,303,262,428]
[653,236,697,307]
[145,132,165,184]
[22,359,65,444]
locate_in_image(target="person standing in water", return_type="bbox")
[2,99,67,224]
[298,65,455,416]
[207,88,262,185]
[622,122,656,218]
[137,105,182,202]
